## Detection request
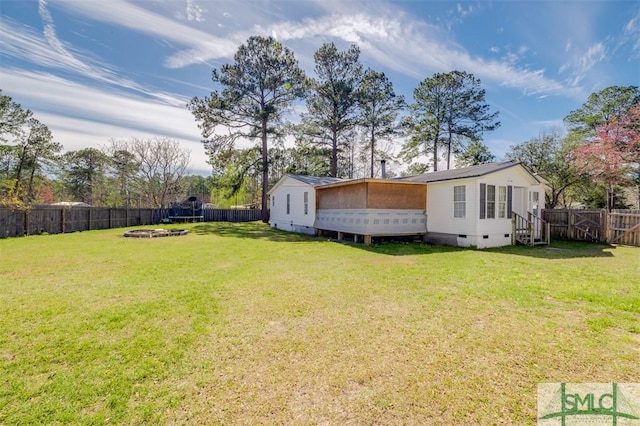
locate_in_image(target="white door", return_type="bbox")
[529,191,541,238]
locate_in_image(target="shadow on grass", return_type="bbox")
[350,238,617,258]
[191,221,324,243]
[192,222,618,258]
[486,240,616,259]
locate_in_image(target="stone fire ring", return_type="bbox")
[123,229,188,238]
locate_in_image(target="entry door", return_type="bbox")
[529,191,540,216]
[529,191,541,239]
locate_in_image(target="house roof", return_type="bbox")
[268,174,344,195]
[395,161,541,183]
[316,177,427,190]
[287,174,344,186]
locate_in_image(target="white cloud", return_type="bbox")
[622,9,640,58]
[257,11,568,97]
[50,0,240,66]
[1,69,211,173]
[0,14,189,107]
[560,42,606,87]
[456,3,474,17]
[186,0,207,22]
[41,0,572,98]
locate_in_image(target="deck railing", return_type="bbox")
[512,212,550,246]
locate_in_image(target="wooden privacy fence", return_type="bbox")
[0,206,262,238]
[608,210,640,246]
[543,209,640,246]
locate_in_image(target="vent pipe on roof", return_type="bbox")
[380,159,386,179]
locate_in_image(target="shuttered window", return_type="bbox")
[507,186,513,218]
[498,186,507,218]
[304,191,308,215]
[479,183,486,219]
[486,185,496,219]
[453,185,466,218]
[286,194,290,214]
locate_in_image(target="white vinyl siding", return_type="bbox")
[453,185,465,218]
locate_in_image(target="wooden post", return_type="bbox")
[364,235,372,246]
[61,208,65,233]
[511,216,516,245]
[88,208,92,231]
[546,222,550,245]
[337,231,343,241]
[24,210,29,236]
[600,209,607,243]
[568,210,574,240]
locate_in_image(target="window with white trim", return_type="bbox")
[486,185,496,219]
[286,194,290,214]
[453,185,466,218]
[498,186,507,218]
[272,195,275,207]
[303,191,308,215]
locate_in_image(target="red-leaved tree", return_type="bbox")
[572,105,640,210]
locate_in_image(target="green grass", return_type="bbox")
[1,223,639,424]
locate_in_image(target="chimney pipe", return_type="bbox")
[380,159,386,179]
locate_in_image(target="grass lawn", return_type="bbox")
[1,222,639,424]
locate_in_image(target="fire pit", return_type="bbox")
[123,229,188,238]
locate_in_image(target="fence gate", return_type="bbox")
[543,209,640,246]
[543,209,606,242]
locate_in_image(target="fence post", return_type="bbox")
[600,209,607,243]
[568,210,574,240]
[546,222,550,245]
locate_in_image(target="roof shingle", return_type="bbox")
[395,161,529,183]
[288,174,344,186]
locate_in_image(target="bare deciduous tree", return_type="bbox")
[108,137,190,208]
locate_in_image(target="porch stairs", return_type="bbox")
[512,212,550,246]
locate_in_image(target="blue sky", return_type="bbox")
[1,0,639,174]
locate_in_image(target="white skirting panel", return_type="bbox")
[314,209,427,236]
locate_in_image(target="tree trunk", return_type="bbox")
[27,166,37,202]
[13,146,28,194]
[432,134,438,172]
[446,131,453,170]
[370,125,375,178]
[331,128,338,177]
[261,117,269,223]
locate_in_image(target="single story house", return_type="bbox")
[396,161,546,248]
[268,162,547,248]
[267,174,343,234]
